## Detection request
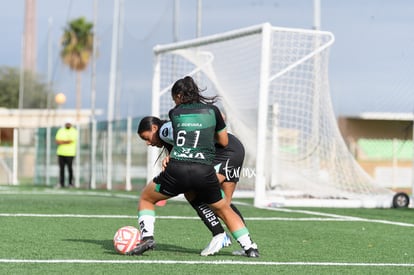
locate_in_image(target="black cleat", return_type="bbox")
[245,245,259,258]
[126,238,156,256]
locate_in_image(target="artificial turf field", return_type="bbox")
[0,185,413,274]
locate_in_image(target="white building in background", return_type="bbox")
[0,108,102,185]
[338,112,414,190]
[0,108,98,128]
[0,108,102,144]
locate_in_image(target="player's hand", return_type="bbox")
[162,155,170,171]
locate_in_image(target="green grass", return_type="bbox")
[0,185,413,274]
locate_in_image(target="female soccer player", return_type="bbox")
[128,76,258,257]
[138,116,247,256]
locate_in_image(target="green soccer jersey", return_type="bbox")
[169,103,226,165]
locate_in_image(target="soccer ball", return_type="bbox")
[113,226,141,254]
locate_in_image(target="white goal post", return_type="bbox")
[150,22,395,208]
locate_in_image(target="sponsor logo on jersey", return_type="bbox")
[178,122,202,127]
[173,149,205,159]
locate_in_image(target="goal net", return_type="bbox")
[150,23,395,208]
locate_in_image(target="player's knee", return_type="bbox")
[208,199,228,215]
[140,182,157,201]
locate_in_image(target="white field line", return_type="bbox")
[1,213,414,228]
[0,213,349,221]
[0,189,187,201]
[0,190,139,200]
[0,259,413,267]
[1,188,413,227]
[263,207,414,227]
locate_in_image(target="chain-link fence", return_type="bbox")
[1,117,148,191]
[2,120,413,193]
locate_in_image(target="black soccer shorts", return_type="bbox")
[213,133,245,183]
[153,159,223,204]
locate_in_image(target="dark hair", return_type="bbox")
[171,76,218,104]
[137,116,172,160]
[137,116,165,135]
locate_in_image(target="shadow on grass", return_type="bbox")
[63,239,116,254]
[63,238,200,255]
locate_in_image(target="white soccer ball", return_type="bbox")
[113,226,141,254]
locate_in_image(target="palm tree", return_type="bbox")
[60,17,94,122]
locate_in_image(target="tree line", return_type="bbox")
[0,17,93,110]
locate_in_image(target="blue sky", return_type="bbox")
[1,0,414,120]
